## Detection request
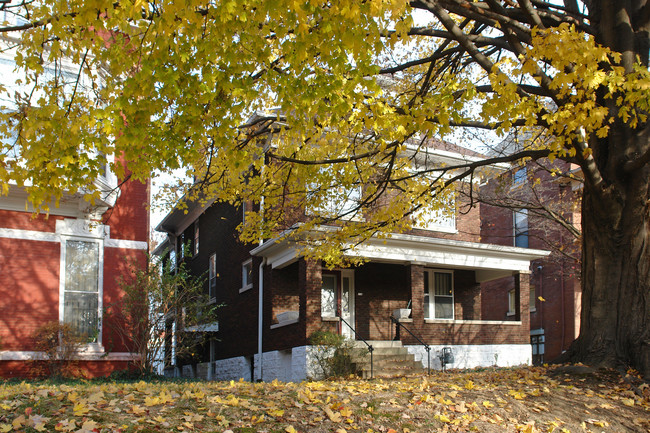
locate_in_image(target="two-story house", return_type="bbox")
[155,137,549,381]
[480,159,582,365]
[0,159,150,378]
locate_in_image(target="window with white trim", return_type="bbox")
[63,239,101,342]
[241,259,253,291]
[514,209,529,248]
[424,270,454,320]
[209,253,217,299]
[321,274,337,318]
[413,195,456,232]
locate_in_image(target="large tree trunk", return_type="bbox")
[569,178,650,378]
[565,0,650,379]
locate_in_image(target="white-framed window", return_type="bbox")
[413,194,456,232]
[241,259,253,291]
[508,289,516,315]
[424,269,454,320]
[61,238,102,343]
[513,167,527,186]
[306,169,362,220]
[193,221,200,256]
[209,253,217,299]
[514,209,529,248]
[321,274,338,318]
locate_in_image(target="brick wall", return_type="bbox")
[0,239,60,350]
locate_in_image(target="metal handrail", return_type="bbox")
[390,316,431,374]
[339,316,374,379]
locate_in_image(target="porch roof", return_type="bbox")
[250,228,550,282]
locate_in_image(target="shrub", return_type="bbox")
[31,321,85,378]
[309,330,364,379]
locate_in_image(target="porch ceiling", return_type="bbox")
[250,228,550,282]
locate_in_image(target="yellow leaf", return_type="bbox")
[324,406,342,422]
[0,424,12,433]
[482,400,494,408]
[622,398,635,406]
[285,426,298,433]
[464,380,475,390]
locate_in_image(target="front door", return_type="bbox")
[321,270,355,339]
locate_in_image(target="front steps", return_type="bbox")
[351,340,425,378]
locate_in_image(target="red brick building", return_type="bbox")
[156,143,549,381]
[0,163,150,378]
[480,160,582,364]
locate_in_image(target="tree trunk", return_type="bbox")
[567,158,650,378]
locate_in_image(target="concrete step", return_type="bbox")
[350,342,425,378]
[352,340,403,349]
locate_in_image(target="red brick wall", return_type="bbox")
[103,177,149,242]
[0,239,60,350]
[0,210,63,232]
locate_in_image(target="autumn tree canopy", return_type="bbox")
[0,1,648,374]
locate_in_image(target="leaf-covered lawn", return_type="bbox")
[1,365,648,433]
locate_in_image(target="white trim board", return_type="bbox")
[0,227,147,250]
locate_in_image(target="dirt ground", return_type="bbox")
[0,364,648,432]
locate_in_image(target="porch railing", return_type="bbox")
[339,316,374,379]
[390,316,431,374]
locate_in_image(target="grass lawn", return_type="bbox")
[1,365,648,432]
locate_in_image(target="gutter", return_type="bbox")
[257,257,267,381]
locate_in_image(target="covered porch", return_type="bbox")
[252,232,549,370]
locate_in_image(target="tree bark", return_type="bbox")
[562,0,650,379]
[568,175,650,378]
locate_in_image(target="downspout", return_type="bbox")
[257,257,267,381]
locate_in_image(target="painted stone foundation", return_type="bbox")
[406,344,532,370]
[170,343,531,382]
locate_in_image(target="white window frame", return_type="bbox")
[209,253,217,300]
[514,209,529,248]
[321,274,338,319]
[59,235,104,348]
[240,259,253,292]
[424,269,454,320]
[413,194,457,233]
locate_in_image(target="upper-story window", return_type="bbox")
[62,239,101,343]
[413,195,456,232]
[241,259,253,291]
[513,167,527,186]
[514,209,529,248]
[424,269,454,320]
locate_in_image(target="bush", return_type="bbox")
[31,322,85,378]
[309,330,364,379]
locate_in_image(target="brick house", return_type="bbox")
[155,142,550,381]
[480,159,582,365]
[0,162,150,378]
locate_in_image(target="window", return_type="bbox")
[63,240,101,342]
[193,221,200,256]
[306,169,362,220]
[529,287,536,311]
[514,209,529,248]
[241,259,253,291]
[424,270,454,320]
[209,254,217,299]
[413,196,456,232]
[508,289,516,315]
[513,167,527,186]
[321,274,338,318]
